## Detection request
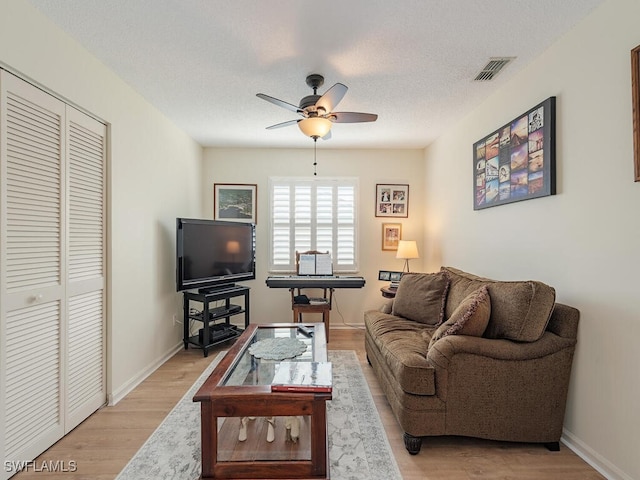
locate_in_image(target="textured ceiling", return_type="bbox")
[27,0,603,149]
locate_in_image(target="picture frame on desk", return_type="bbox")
[379,271,403,298]
[378,270,403,285]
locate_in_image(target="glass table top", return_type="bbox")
[221,325,323,387]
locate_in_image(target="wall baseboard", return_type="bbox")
[562,429,632,480]
[107,342,183,406]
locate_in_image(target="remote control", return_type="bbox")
[297,325,314,337]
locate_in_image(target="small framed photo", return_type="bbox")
[389,271,403,282]
[376,184,409,217]
[382,222,402,251]
[378,270,404,281]
[378,270,391,281]
[214,183,257,223]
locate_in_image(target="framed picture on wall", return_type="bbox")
[632,44,640,181]
[473,97,556,210]
[213,183,257,223]
[375,184,409,217]
[382,222,402,251]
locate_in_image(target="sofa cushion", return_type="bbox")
[441,267,555,342]
[392,271,450,326]
[428,285,491,349]
[364,310,436,395]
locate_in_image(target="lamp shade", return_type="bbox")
[396,240,419,259]
[298,117,332,138]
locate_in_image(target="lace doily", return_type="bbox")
[248,337,308,360]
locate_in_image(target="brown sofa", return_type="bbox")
[364,267,579,454]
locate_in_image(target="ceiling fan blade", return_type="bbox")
[257,93,302,114]
[330,112,378,123]
[265,119,300,130]
[316,83,348,113]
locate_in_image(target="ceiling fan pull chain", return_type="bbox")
[313,137,318,176]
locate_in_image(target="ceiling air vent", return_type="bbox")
[473,57,515,81]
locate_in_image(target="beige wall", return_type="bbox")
[423,0,640,478]
[0,1,203,401]
[202,147,425,325]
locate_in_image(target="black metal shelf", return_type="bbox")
[186,324,243,349]
[189,305,244,322]
[183,285,250,357]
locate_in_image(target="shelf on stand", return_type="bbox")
[183,285,250,357]
[188,324,243,348]
[190,305,244,322]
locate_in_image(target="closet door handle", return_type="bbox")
[29,293,44,303]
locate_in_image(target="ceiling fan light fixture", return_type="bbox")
[298,117,332,138]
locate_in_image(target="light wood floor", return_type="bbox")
[14,328,603,480]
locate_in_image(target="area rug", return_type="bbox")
[116,350,402,480]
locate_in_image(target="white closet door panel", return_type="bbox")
[66,290,104,429]
[3,77,64,294]
[65,106,106,431]
[67,108,105,283]
[3,301,63,461]
[1,71,67,478]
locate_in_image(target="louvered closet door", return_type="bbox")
[65,106,106,431]
[0,71,107,477]
[0,71,67,472]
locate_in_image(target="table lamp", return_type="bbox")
[396,240,419,272]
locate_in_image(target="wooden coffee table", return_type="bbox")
[193,323,331,480]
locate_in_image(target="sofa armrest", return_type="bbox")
[546,303,579,339]
[425,331,577,442]
[427,331,575,369]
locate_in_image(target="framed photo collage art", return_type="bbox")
[473,97,556,210]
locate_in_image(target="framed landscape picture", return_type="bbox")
[213,183,257,223]
[375,184,409,217]
[473,97,556,210]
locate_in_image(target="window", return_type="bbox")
[269,177,358,272]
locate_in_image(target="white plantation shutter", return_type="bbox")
[0,70,106,478]
[269,177,358,272]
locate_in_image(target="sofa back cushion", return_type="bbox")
[441,267,555,342]
[392,271,450,326]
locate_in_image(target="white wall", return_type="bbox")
[423,0,640,478]
[0,1,203,401]
[202,147,425,326]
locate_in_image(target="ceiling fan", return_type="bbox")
[256,74,378,140]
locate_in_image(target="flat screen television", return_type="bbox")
[176,218,256,292]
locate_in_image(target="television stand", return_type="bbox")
[183,285,250,357]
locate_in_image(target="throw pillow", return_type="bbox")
[379,300,393,314]
[428,285,491,349]
[392,271,450,326]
